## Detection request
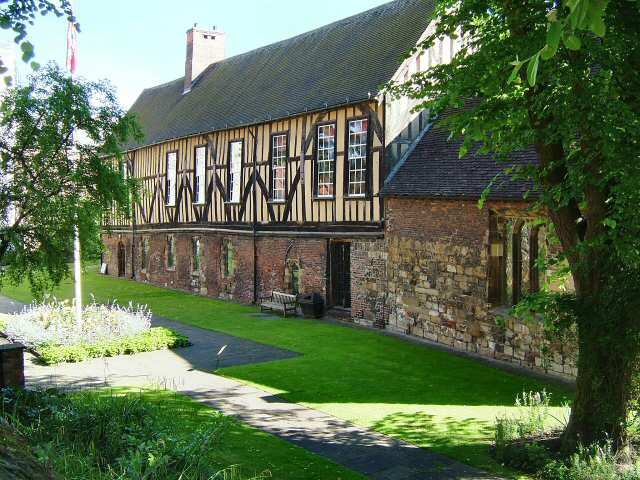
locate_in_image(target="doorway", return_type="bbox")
[117,242,126,277]
[330,241,351,309]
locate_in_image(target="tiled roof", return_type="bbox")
[381,121,538,200]
[126,0,435,150]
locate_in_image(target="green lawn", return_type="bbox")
[2,265,573,478]
[119,389,365,480]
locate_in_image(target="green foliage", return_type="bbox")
[515,0,611,84]
[0,64,142,296]
[390,0,640,447]
[538,444,640,480]
[0,388,270,480]
[35,326,189,364]
[494,391,568,472]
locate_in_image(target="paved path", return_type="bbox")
[0,296,500,480]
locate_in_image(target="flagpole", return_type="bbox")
[67,1,82,326]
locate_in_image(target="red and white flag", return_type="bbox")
[66,3,78,75]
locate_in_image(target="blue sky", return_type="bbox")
[1,0,389,108]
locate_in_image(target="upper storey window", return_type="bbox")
[194,146,206,204]
[271,134,287,202]
[228,141,243,203]
[165,151,177,206]
[347,119,368,197]
[315,123,336,198]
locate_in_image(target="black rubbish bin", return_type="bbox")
[298,293,325,319]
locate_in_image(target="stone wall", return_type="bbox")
[355,198,577,379]
[351,238,388,328]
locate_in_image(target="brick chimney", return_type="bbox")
[184,25,225,94]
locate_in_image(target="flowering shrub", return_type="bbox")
[1,299,152,348]
[0,299,190,364]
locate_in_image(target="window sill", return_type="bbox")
[267,200,286,205]
[165,204,176,208]
[313,196,335,201]
[193,201,206,206]
[224,201,241,205]
[345,195,369,201]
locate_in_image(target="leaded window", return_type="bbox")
[192,237,201,272]
[223,240,234,277]
[271,134,287,202]
[166,236,176,269]
[165,151,177,206]
[141,237,149,271]
[229,141,242,203]
[194,146,206,204]
[347,119,368,197]
[316,124,335,198]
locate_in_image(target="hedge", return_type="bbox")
[34,327,190,365]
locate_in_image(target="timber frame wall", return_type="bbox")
[109,100,386,236]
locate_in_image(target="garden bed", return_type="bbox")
[0,300,189,365]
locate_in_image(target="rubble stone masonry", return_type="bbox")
[354,198,577,379]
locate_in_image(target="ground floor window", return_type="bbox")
[223,240,234,277]
[141,237,150,271]
[166,236,176,270]
[192,237,202,272]
[488,215,547,307]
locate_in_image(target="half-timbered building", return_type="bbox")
[104,0,452,308]
[103,0,575,378]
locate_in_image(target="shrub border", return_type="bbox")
[0,315,190,365]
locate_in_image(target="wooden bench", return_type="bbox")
[260,291,298,317]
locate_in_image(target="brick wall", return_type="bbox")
[0,340,25,388]
[102,232,328,305]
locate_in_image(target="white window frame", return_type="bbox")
[194,146,206,204]
[271,134,287,202]
[165,151,177,206]
[316,124,336,198]
[347,119,368,197]
[229,141,242,204]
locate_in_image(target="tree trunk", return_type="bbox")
[561,270,640,453]
[562,319,634,452]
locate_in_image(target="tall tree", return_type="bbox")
[392,0,640,451]
[0,64,140,295]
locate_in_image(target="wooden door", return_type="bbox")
[330,242,351,309]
